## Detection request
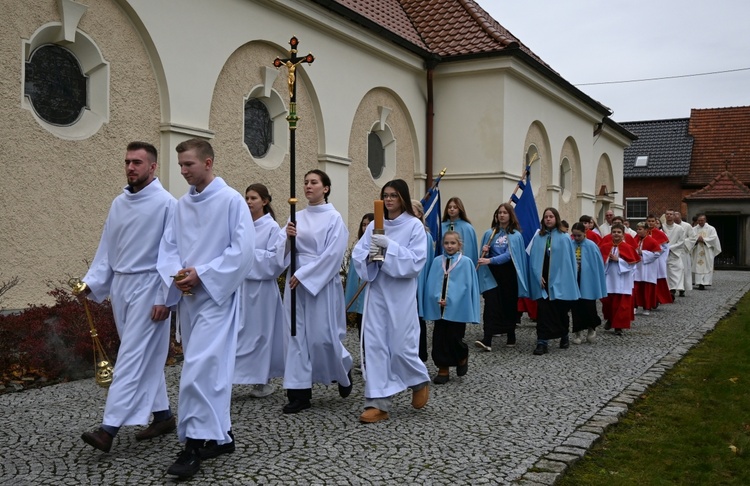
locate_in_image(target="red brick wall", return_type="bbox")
[623,177,687,217]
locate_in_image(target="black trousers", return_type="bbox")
[431,319,468,368]
[536,298,572,340]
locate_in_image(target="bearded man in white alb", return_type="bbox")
[691,214,722,290]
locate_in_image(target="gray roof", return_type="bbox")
[621,118,693,178]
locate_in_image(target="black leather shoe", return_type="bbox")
[604,320,612,330]
[338,370,353,398]
[432,373,450,385]
[679,290,685,297]
[533,343,548,355]
[560,335,570,349]
[456,357,468,377]
[81,427,113,453]
[282,399,311,414]
[167,446,201,478]
[135,415,176,441]
[199,431,235,459]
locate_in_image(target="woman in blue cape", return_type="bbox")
[476,202,529,350]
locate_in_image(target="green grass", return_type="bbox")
[558,291,750,486]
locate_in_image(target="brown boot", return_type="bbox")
[359,408,389,423]
[411,384,429,409]
[81,427,113,452]
[135,415,176,441]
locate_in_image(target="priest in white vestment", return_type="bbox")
[674,212,695,294]
[691,214,722,289]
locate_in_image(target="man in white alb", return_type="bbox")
[691,213,721,290]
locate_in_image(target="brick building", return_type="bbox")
[622,106,750,269]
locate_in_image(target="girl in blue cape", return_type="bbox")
[423,231,480,384]
[441,197,479,265]
[569,222,607,344]
[528,207,581,355]
[476,202,529,351]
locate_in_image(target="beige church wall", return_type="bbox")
[207,41,319,226]
[523,122,554,213]
[558,137,582,222]
[122,0,428,204]
[1,0,160,308]
[347,88,419,245]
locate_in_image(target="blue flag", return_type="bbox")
[421,174,444,256]
[510,166,540,248]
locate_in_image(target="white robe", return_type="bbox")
[234,213,287,384]
[662,223,686,291]
[353,213,429,399]
[603,250,636,294]
[679,221,695,290]
[633,248,659,284]
[157,177,255,444]
[599,222,611,237]
[84,178,175,428]
[692,223,722,285]
[282,203,352,389]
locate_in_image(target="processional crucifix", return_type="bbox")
[273,36,314,337]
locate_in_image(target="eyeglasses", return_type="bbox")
[382,193,399,200]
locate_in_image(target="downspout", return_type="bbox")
[425,58,439,188]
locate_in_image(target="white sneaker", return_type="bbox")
[634,308,641,315]
[587,329,597,343]
[571,331,582,345]
[248,383,274,398]
[642,310,650,316]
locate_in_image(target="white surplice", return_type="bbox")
[352,213,429,399]
[679,221,695,290]
[157,177,255,444]
[84,178,176,428]
[234,213,287,384]
[282,204,352,390]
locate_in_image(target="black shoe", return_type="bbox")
[81,427,113,453]
[679,290,685,297]
[533,343,548,355]
[614,329,623,336]
[283,399,311,414]
[456,357,468,377]
[338,370,353,398]
[506,332,516,347]
[198,431,235,459]
[560,335,570,349]
[432,373,450,385]
[698,284,705,290]
[167,446,201,478]
[604,320,612,330]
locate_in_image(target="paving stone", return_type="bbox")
[0,271,746,485]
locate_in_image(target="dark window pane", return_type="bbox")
[368,132,385,179]
[626,199,648,220]
[244,98,273,158]
[24,44,87,126]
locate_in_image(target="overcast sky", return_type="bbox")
[475,0,750,122]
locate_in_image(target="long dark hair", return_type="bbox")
[381,179,416,219]
[442,196,471,224]
[491,202,521,233]
[245,183,275,220]
[358,213,375,239]
[304,169,331,203]
[539,207,564,236]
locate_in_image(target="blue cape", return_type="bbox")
[477,228,530,298]
[573,238,607,300]
[423,254,480,323]
[441,219,478,264]
[528,229,581,301]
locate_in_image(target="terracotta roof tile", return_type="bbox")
[620,118,693,178]
[684,170,750,200]
[316,0,548,64]
[685,106,750,186]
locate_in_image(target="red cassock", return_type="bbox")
[599,241,640,330]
